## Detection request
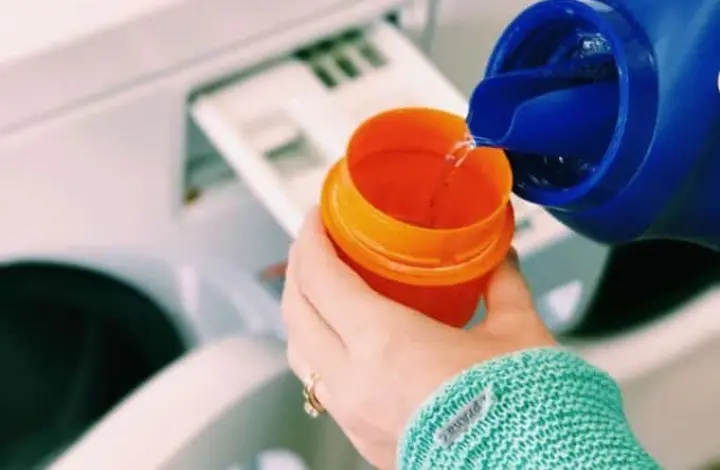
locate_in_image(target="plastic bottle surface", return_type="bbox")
[320,108,515,327]
[469,0,720,249]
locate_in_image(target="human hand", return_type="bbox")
[281,209,556,470]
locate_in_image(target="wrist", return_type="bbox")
[397,347,656,469]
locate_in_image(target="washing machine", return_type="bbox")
[1,0,717,468]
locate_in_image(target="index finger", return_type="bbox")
[291,209,384,336]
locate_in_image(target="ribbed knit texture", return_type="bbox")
[398,348,660,469]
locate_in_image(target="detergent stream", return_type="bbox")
[425,133,477,227]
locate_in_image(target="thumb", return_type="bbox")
[476,249,539,333]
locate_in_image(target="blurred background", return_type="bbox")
[0,0,719,469]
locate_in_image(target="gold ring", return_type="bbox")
[302,372,325,418]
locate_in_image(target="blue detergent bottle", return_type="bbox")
[468,0,720,250]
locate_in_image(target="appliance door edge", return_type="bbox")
[49,336,293,469]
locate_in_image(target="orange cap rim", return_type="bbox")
[321,159,516,286]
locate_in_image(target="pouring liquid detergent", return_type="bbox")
[468,0,720,249]
[320,0,720,326]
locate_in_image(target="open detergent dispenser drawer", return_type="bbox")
[189,22,570,254]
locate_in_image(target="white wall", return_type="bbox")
[404,0,536,95]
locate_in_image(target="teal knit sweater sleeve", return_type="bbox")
[397,348,661,469]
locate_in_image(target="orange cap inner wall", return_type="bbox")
[321,107,514,327]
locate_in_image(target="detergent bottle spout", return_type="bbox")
[467,54,618,162]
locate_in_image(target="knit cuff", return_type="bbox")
[397,347,659,470]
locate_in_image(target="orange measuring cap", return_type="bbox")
[321,107,514,327]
